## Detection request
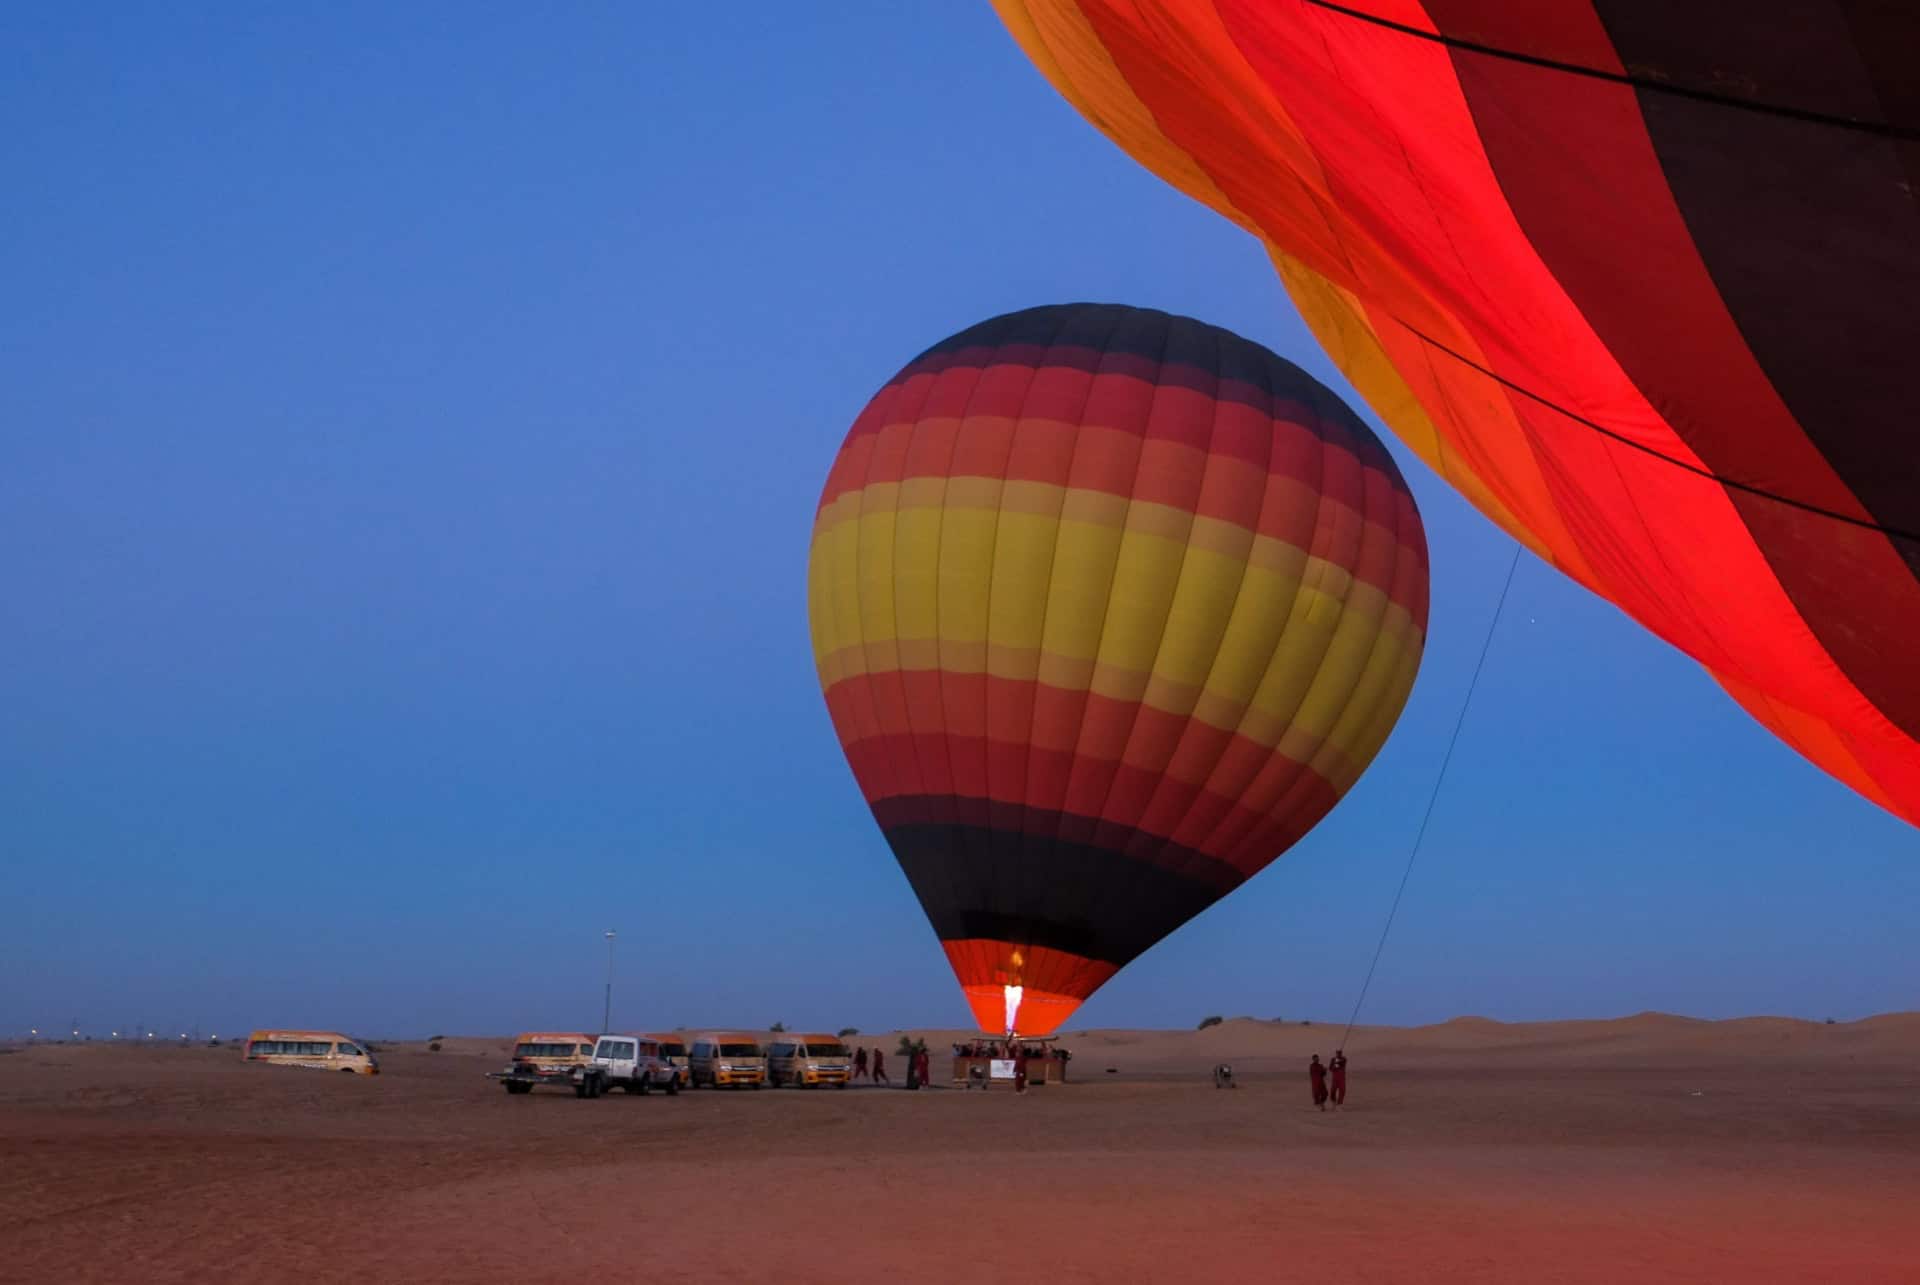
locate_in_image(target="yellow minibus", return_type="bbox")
[243,1030,379,1075]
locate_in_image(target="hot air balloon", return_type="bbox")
[995,2,1920,826]
[808,304,1429,1035]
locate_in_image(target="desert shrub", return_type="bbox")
[428,1041,443,1052]
[896,1034,927,1056]
[1197,1015,1224,1030]
[837,1027,859,1038]
[769,1021,786,1033]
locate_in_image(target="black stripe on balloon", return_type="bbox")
[1308,0,1920,138]
[881,817,1243,969]
[893,303,1405,483]
[1598,2,1920,734]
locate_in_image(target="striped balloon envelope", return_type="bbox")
[995,1,1920,828]
[808,304,1429,1036]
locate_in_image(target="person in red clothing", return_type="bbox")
[871,1047,889,1085]
[1329,1049,1348,1107]
[1308,1054,1328,1110]
[914,1047,931,1089]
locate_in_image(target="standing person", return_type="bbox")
[853,1045,869,1082]
[1013,1053,1028,1094]
[1057,1046,1070,1082]
[1329,1049,1348,1108]
[1308,1054,1328,1111]
[871,1047,889,1085]
[914,1046,931,1089]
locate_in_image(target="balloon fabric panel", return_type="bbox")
[994,0,1920,825]
[809,304,1429,1034]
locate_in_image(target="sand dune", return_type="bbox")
[4,1015,1917,1283]
[390,1010,1920,1071]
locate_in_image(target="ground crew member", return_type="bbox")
[1309,1054,1328,1110]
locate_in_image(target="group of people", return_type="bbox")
[952,1039,1073,1067]
[850,1044,933,1088]
[1307,1050,1349,1109]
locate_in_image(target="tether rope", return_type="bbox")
[1337,542,1523,1049]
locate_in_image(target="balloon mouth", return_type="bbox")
[944,940,1115,1036]
[959,982,1085,1038]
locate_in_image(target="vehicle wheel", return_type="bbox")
[574,1083,588,1098]
[666,1076,679,1096]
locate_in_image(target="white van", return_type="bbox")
[590,1034,680,1095]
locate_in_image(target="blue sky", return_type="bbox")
[3,5,1913,1040]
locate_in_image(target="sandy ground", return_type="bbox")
[4,1015,1918,1284]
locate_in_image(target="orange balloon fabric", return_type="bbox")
[996,0,1920,825]
[809,305,1428,1034]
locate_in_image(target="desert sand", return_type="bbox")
[4,1014,1917,1283]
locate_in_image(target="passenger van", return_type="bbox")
[688,1032,767,1088]
[508,1032,598,1074]
[244,1030,379,1075]
[648,1033,690,1089]
[766,1033,852,1088]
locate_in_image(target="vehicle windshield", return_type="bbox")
[719,1043,762,1058]
[805,1043,849,1058]
[515,1042,580,1059]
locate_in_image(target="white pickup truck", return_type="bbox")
[588,1033,681,1095]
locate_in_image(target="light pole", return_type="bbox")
[602,929,616,1034]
